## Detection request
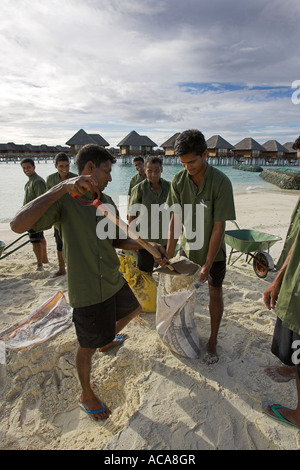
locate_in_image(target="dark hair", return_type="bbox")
[293,136,300,149]
[55,152,70,165]
[174,129,207,157]
[75,144,116,174]
[21,158,35,167]
[145,155,162,167]
[133,156,144,163]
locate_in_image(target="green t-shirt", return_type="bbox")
[128,173,146,196]
[166,164,236,266]
[32,192,125,308]
[23,173,47,205]
[128,178,171,245]
[46,171,77,190]
[276,196,300,270]
[276,225,300,335]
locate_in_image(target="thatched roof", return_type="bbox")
[262,140,289,153]
[234,138,265,151]
[161,133,180,148]
[66,129,109,147]
[118,130,157,147]
[206,135,234,149]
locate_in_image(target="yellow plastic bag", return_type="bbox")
[118,255,157,313]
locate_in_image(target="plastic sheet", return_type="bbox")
[0,291,73,350]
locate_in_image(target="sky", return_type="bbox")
[0,0,300,149]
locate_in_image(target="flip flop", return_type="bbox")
[78,401,106,419]
[262,401,300,430]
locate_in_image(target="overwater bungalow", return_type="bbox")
[233,138,265,164]
[66,129,109,156]
[261,140,291,164]
[118,131,157,162]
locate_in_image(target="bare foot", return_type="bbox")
[98,334,128,352]
[78,394,111,421]
[203,341,219,365]
[264,365,296,383]
[54,270,66,277]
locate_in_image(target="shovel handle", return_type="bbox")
[70,194,173,268]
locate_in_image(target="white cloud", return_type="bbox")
[0,0,299,147]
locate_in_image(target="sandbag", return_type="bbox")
[0,291,72,350]
[156,257,201,359]
[118,254,157,313]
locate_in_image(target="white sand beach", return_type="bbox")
[0,190,299,451]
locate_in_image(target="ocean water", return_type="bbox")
[0,159,286,223]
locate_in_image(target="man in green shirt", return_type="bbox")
[166,130,236,365]
[128,156,170,272]
[263,228,300,430]
[11,144,167,422]
[46,152,77,276]
[128,156,146,197]
[21,158,49,270]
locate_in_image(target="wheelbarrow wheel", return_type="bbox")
[253,251,274,278]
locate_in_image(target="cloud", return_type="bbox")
[0,0,299,147]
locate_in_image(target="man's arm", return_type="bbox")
[166,212,181,259]
[11,175,98,234]
[199,221,225,283]
[263,243,294,310]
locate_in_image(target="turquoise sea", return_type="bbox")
[0,159,290,223]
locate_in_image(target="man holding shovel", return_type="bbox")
[166,130,236,365]
[11,144,167,422]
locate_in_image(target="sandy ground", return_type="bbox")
[0,189,299,451]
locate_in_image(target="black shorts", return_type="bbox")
[28,230,44,243]
[271,317,300,379]
[72,281,140,349]
[179,248,226,288]
[54,227,63,251]
[208,260,226,288]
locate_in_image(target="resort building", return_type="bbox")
[232,138,265,163]
[0,142,70,162]
[261,140,291,164]
[161,133,180,157]
[118,131,157,160]
[66,129,109,156]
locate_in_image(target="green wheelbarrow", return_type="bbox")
[225,221,281,278]
[0,234,31,260]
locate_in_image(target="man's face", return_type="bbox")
[91,160,112,192]
[145,162,162,184]
[179,151,207,176]
[56,160,70,180]
[134,161,144,174]
[21,162,35,178]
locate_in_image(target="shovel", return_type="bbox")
[71,194,198,275]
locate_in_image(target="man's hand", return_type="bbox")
[65,175,100,199]
[199,262,212,285]
[150,243,169,266]
[263,280,281,310]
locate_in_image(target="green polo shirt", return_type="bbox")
[46,171,77,190]
[276,196,300,270]
[128,173,146,196]
[276,226,300,335]
[23,173,47,205]
[128,178,171,245]
[166,165,236,266]
[31,192,124,308]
